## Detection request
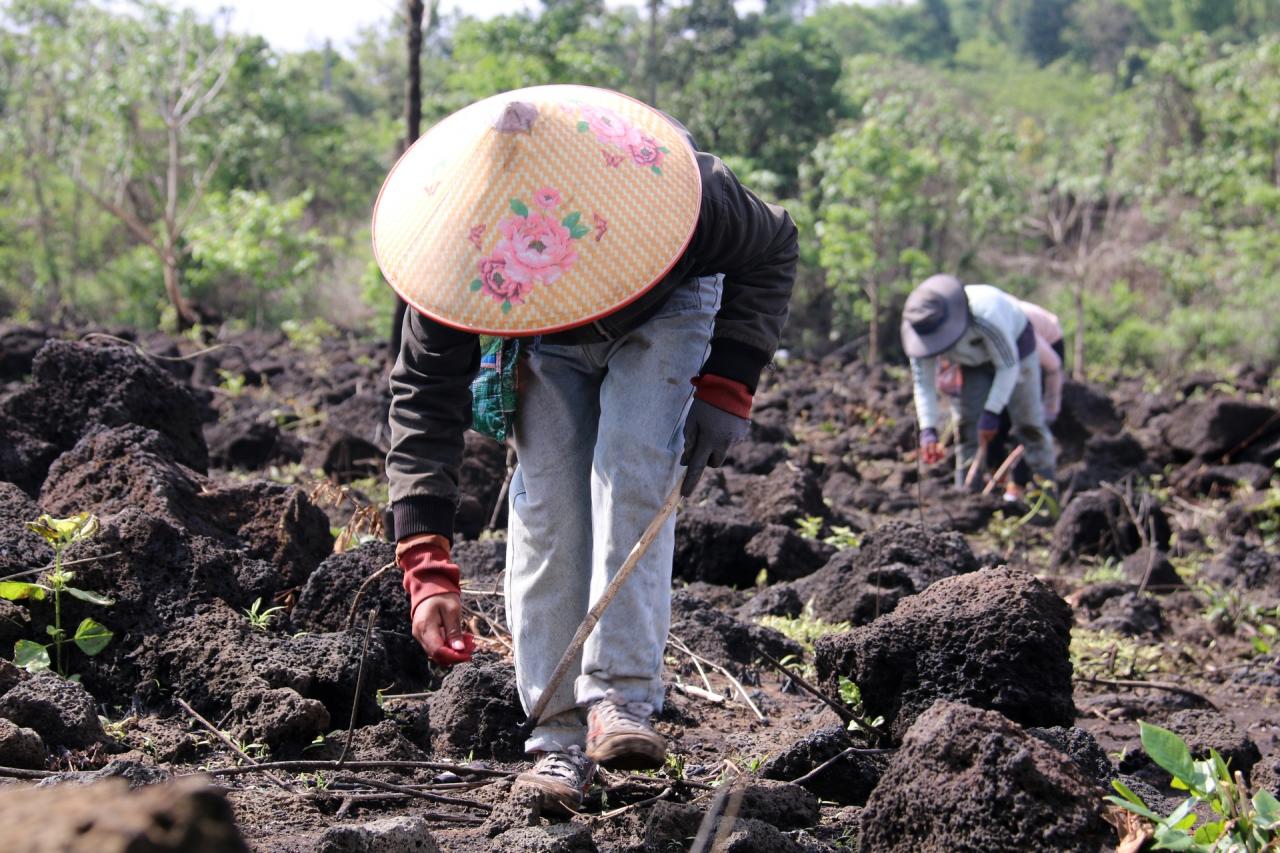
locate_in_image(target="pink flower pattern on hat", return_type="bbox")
[469,189,593,313]
[569,102,670,176]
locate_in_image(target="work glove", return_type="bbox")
[919,427,945,465]
[398,533,474,666]
[977,410,1002,448]
[680,374,751,497]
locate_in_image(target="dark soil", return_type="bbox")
[0,325,1276,851]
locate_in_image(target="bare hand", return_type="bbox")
[411,593,474,666]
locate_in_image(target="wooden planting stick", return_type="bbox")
[526,482,683,729]
[982,445,1025,495]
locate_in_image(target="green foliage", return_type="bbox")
[759,604,852,651]
[244,597,284,632]
[837,675,886,737]
[1106,721,1280,850]
[4,513,113,678]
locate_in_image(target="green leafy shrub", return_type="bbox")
[1,514,114,679]
[1107,721,1280,851]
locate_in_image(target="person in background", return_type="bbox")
[901,274,1056,490]
[374,85,797,815]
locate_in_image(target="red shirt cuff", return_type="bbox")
[691,373,753,419]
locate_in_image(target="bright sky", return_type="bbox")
[173,1,768,54]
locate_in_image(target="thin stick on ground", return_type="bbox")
[668,634,764,722]
[964,443,988,490]
[0,552,124,583]
[346,563,393,631]
[175,697,296,794]
[330,775,493,812]
[1076,675,1218,710]
[338,605,380,768]
[0,766,59,779]
[789,746,896,787]
[595,786,673,820]
[204,759,514,779]
[753,647,853,725]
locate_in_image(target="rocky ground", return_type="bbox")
[0,321,1276,852]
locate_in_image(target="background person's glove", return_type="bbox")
[397,533,474,666]
[977,410,1001,447]
[680,374,751,496]
[919,427,945,464]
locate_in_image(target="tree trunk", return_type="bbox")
[392,0,427,358]
[162,249,198,327]
[1073,278,1085,381]
[646,0,661,106]
[867,280,880,365]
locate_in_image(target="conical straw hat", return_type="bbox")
[373,85,703,336]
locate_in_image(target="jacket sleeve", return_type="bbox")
[910,356,941,431]
[386,308,481,542]
[691,156,799,393]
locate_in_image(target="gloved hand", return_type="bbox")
[977,410,1001,447]
[398,533,474,666]
[680,374,751,497]
[919,427,945,465]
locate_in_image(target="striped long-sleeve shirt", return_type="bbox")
[910,284,1030,431]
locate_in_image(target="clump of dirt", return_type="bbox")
[764,520,978,625]
[1119,707,1262,788]
[1028,726,1117,784]
[859,701,1112,852]
[428,653,525,759]
[2,339,208,479]
[1052,487,1171,565]
[0,480,51,575]
[673,503,763,587]
[0,671,104,748]
[0,717,47,769]
[669,590,802,671]
[0,776,246,852]
[744,524,837,582]
[1160,398,1280,462]
[814,565,1075,739]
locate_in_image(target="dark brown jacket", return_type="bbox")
[387,153,798,541]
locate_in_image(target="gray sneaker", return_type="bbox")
[586,689,666,770]
[512,746,595,816]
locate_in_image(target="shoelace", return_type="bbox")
[591,689,655,733]
[532,746,592,786]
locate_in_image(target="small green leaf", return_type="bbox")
[66,587,114,606]
[562,211,581,229]
[1105,795,1162,822]
[0,581,48,601]
[73,618,113,656]
[658,146,670,153]
[510,198,529,217]
[577,120,589,132]
[1193,821,1223,843]
[470,279,483,292]
[569,224,590,240]
[1254,789,1280,829]
[1140,721,1196,782]
[45,624,64,640]
[501,300,512,314]
[651,166,662,176]
[14,640,50,673]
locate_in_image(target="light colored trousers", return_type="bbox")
[505,275,721,753]
[953,353,1056,487]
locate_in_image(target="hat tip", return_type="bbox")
[494,101,538,134]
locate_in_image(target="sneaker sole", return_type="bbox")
[586,733,667,770]
[513,774,583,817]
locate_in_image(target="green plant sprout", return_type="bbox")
[795,515,824,539]
[823,525,861,550]
[215,368,248,397]
[244,597,284,631]
[838,676,885,738]
[1107,721,1280,851]
[1,513,114,679]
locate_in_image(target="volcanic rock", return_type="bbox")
[744,524,836,582]
[858,701,1112,852]
[669,590,802,670]
[0,717,46,769]
[742,465,828,526]
[1028,726,1117,784]
[1162,398,1280,460]
[0,672,103,748]
[778,521,978,625]
[428,653,524,759]
[0,481,52,576]
[814,566,1074,739]
[673,504,762,587]
[1051,487,1170,565]
[318,815,439,853]
[0,776,246,852]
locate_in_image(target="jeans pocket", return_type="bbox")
[650,276,706,319]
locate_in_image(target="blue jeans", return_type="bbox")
[504,275,722,753]
[954,353,1056,487]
